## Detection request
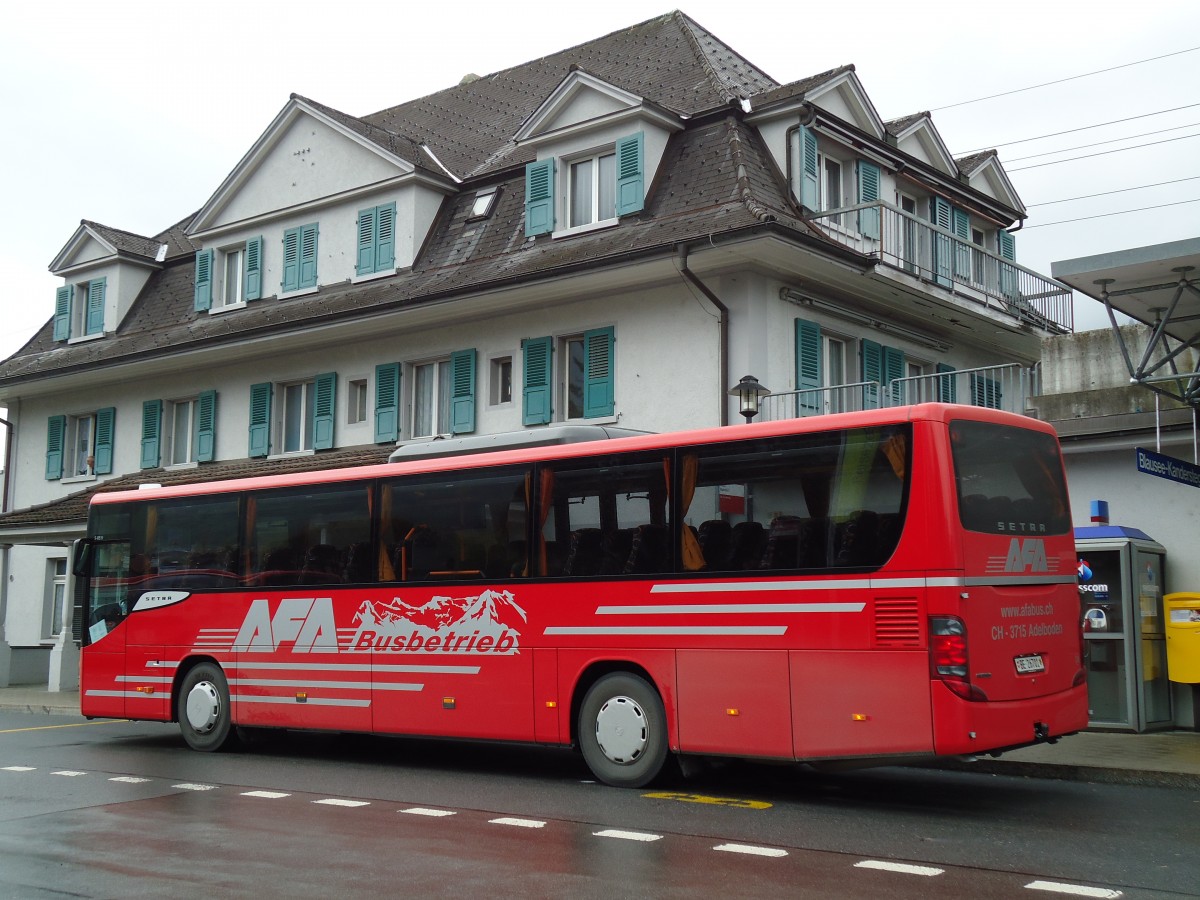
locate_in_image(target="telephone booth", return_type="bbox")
[1076,524,1171,731]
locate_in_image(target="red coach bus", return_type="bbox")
[75,403,1087,787]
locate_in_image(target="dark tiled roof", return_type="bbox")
[81,221,164,261]
[361,11,779,179]
[750,65,854,110]
[955,150,999,175]
[1,118,824,383]
[0,444,394,529]
[883,112,929,135]
[153,213,202,260]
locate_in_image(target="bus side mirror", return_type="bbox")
[72,538,94,579]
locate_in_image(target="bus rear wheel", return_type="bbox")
[178,662,238,752]
[579,673,668,788]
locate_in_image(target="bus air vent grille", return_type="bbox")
[873,597,921,647]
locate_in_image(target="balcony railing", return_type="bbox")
[758,363,1036,422]
[807,201,1073,333]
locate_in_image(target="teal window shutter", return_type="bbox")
[856,161,881,239]
[299,223,319,289]
[524,159,555,237]
[883,346,906,405]
[998,229,1018,299]
[861,339,882,409]
[930,197,953,287]
[374,363,400,444]
[522,336,553,425]
[248,383,272,458]
[449,349,477,434]
[194,391,217,462]
[375,203,396,272]
[355,207,377,275]
[140,400,162,469]
[615,133,645,216]
[194,249,214,311]
[582,327,615,419]
[971,373,1002,409]
[798,125,819,210]
[85,278,106,335]
[53,286,71,340]
[951,207,971,278]
[935,363,957,403]
[92,407,115,474]
[312,372,336,450]
[46,415,66,480]
[244,237,263,301]
[281,228,300,292]
[794,319,822,415]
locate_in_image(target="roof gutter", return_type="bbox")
[675,245,729,426]
[0,416,10,514]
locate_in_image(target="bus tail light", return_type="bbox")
[929,616,987,702]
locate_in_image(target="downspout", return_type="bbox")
[676,245,729,426]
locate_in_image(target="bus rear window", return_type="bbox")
[951,421,1070,535]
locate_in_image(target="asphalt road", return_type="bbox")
[1,711,1196,899]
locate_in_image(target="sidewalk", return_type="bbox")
[2,686,1198,788]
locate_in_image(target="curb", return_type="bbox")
[0,701,81,717]
[925,757,1200,790]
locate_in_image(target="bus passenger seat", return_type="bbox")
[728,521,766,569]
[760,516,804,569]
[300,544,342,584]
[698,520,732,570]
[625,524,668,574]
[835,510,880,566]
[563,529,603,576]
[342,542,375,584]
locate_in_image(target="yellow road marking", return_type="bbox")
[642,791,772,809]
[0,719,128,735]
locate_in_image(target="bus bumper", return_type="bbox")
[930,681,1089,756]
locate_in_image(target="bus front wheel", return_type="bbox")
[178,662,238,752]
[579,673,668,788]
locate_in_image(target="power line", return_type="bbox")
[1023,197,1200,229]
[955,103,1200,154]
[1005,121,1200,163]
[929,46,1199,112]
[1027,175,1200,207]
[1007,132,1200,171]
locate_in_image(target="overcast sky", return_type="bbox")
[2,0,1197,367]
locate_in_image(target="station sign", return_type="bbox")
[1135,447,1200,489]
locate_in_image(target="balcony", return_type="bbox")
[758,362,1037,422]
[807,201,1073,334]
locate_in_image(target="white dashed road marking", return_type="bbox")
[400,807,456,817]
[1026,881,1123,898]
[2,766,36,772]
[314,798,370,807]
[52,770,87,777]
[173,783,218,791]
[110,776,151,784]
[714,844,788,858]
[855,860,944,877]
[593,829,662,842]
[490,817,546,828]
[241,790,291,799]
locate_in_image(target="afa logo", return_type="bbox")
[1004,537,1048,573]
[231,589,527,655]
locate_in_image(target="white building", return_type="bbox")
[0,12,1071,688]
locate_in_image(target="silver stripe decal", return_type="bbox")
[225,662,480,675]
[231,695,372,708]
[227,679,422,692]
[595,603,864,615]
[965,576,1079,586]
[85,690,148,699]
[116,676,173,684]
[650,576,964,594]
[543,626,787,636]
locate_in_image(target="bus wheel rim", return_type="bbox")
[594,695,648,764]
[185,682,221,734]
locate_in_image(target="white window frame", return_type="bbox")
[216,245,245,309]
[347,378,368,425]
[277,379,316,454]
[565,149,617,231]
[63,413,96,480]
[68,280,104,339]
[45,557,68,639]
[898,192,922,274]
[822,333,850,414]
[410,358,452,438]
[166,397,198,467]
[489,355,514,407]
[558,334,587,421]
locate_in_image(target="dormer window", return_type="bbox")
[53,278,106,341]
[194,238,262,312]
[569,151,616,228]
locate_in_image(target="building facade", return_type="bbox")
[0,12,1071,687]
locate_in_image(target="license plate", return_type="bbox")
[1014,654,1045,674]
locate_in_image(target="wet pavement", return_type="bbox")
[3,685,1198,788]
